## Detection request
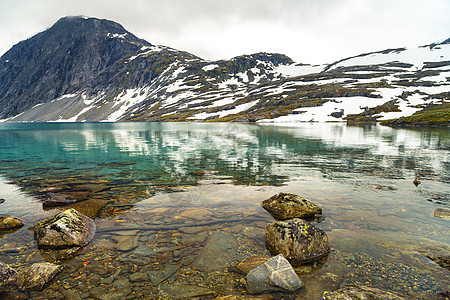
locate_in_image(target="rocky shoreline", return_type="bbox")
[1,189,448,299]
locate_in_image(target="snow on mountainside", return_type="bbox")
[0,16,448,125]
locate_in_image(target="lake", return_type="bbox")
[0,122,448,299]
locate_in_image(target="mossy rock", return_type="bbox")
[0,215,24,230]
[0,261,18,293]
[266,219,330,266]
[261,192,322,220]
[33,208,96,249]
[16,262,63,291]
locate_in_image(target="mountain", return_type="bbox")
[0,16,448,125]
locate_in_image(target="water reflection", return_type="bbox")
[0,123,448,187]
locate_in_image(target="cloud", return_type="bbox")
[0,0,449,63]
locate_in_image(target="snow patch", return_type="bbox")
[202,64,219,71]
[274,64,325,77]
[105,87,149,121]
[189,99,259,120]
[107,33,127,39]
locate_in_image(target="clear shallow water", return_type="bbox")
[0,122,448,299]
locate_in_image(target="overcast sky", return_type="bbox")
[0,0,449,63]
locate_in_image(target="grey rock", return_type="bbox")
[113,277,130,289]
[0,261,18,293]
[16,262,63,291]
[246,254,303,294]
[261,192,322,220]
[266,218,330,266]
[33,208,96,249]
[323,286,406,299]
[42,192,81,207]
[129,272,148,282]
[113,235,139,252]
[181,231,208,243]
[191,231,238,272]
[147,264,179,286]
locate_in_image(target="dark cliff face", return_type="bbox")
[0,16,292,120]
[0,16,151,118]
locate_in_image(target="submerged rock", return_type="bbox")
[16,262,63,291]
[42,192,83,207]
[0,215,24,231]
[192,231,238,272]
[147,264,179,286]
[323,286,406,299]
[426,254,450,270]
[246,254,303,294]
[0,261,18,293]
[158,283,214,299]
[261,193,322,220]
[266,218,330,266]
[432,208,450,219]
[33,208,96,249]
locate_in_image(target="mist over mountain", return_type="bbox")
[0,16,448,125]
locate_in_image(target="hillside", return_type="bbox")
[0,16,448,125]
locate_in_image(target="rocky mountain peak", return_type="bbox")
[0,16,151,118]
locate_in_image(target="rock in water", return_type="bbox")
[432,208,450,220]
[261,193,322,220]
[323,286,406,299]
[0,215,24,230]
[235,255,271,275]
[246,254,303,294]
[33,208,96,249]
[16,262,63,291]
[266,218,330,266]
[0,261,18,293]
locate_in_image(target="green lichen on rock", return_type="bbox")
[33,208,96,249]
[0,215,24,230]
[16,262,63,291]
[261,192,322,220]
[0,261,18,293]
[266,218,330,266]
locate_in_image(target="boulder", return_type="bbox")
[0,261,18,293]
[33,209,96,249]
[261,193,322,220]
[0,215,24,230]
[323,286,406,299]
[246,254,303,294]
[266,218,330,266]
[16,262,63,291]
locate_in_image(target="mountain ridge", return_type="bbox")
[0,16,448,126]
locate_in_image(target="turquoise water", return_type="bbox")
[0,122,449,299]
